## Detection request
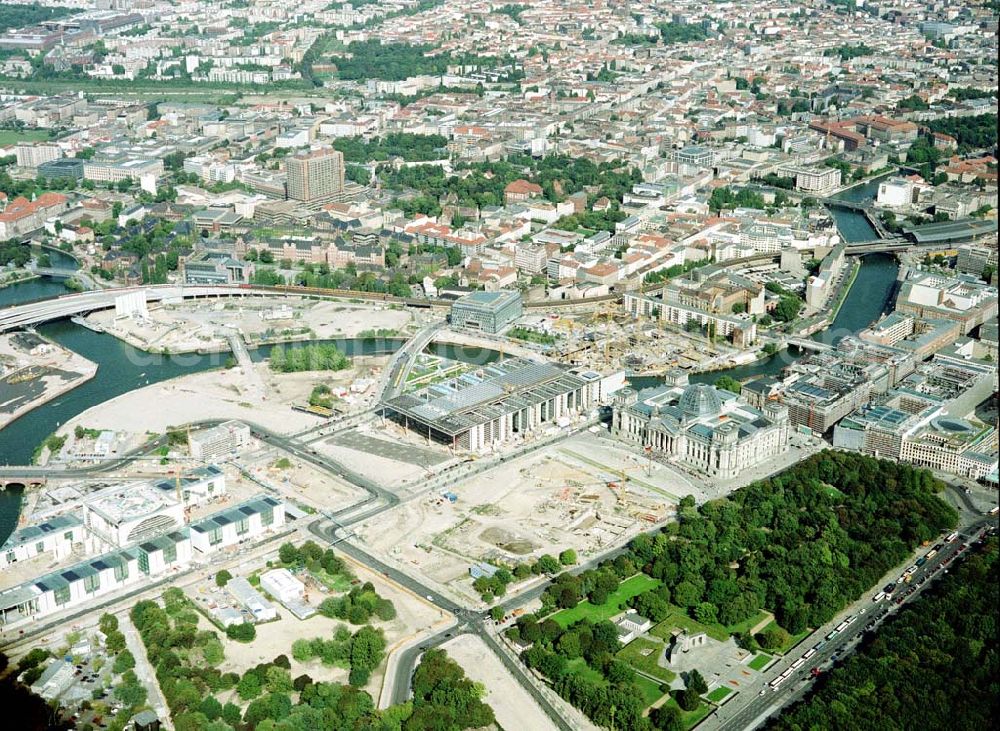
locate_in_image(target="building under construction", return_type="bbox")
[381,357,623,451]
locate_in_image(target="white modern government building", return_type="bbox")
[0,467,286,628]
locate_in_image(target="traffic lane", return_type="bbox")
[389,623,468,705]
[307,519,462,614]
[716,524,990,730]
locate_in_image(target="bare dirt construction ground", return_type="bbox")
[441,634,555,731]
[353,432,703,603]
[88,297,415,353]
[187,552,446,708]
[53,366,376,441]
[241,452,368,513]
[314,420,460,492]
[0,331,97,430]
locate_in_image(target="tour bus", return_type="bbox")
[770,677,785,689]
[844,615,857,625]
[780,669,793,679]
[946,531,959,542]
[791,659,806,670]
[835,620,850,633]
[925,549,938,560]
[989,507,999,516]
[802,648,817,660]
[873,591,886,603]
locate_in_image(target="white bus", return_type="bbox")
[873,591,886,603]
[791,659,806,670]
[802,648,817,660]
[835,620,850,632]
[946,531,959,542]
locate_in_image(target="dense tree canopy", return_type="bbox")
[709,186,766,212]
[333,133,448,163]
[622,452,957,634]
[769,537,998,731]
[332,41,513,81]
[381,154,642,217]
[406,649,495,730]
[927,114,997,150]
[513,453,958,729]
[0,4,78,33]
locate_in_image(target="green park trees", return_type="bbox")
[770,538,998,731]
[511,452,958,729]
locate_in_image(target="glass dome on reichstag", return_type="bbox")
[678,384,723,419]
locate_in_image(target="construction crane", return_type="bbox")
[596,303,616,365]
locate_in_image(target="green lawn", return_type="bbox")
[706,686,733,703]
[634,674,666,707]
[308,568,353,593]
[725,609,771,636]
[822,483,847,500]
[658,697,712,730]
[748,653,772,671]
[564,657,605,685]
[616,638,676,684]
[551,574,661,628]
[760,620,811,655]
[0,129,51,145]
[649,609,730,643]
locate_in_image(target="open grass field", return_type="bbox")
[649,608,730,643]
[0,129,51,146]
[706,686,733,703]
[551,574,661,628]
[616,637,676,685]
[563,657,606,685]
[748,653,772,671]
[724,609,771,637]
[761,619,811,655]
[634,674,666,706]
[658,697,713,730]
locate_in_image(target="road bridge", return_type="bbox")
[377,320,447,402]
[785,337,834,353]
[0,235,932,334]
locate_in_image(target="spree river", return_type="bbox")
[0,191,895,540]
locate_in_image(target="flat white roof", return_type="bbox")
[84,482,179,526]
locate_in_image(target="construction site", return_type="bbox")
[0,331,97,430]
[352,431,708,604]
[510,305,754,378]
[85,295,420,354]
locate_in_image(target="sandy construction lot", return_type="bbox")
[89,297,416,354]
[314,420,460,491]
[441,634,556,731]
[353,433,701,602]
[53,366,376,441]
[242,452,369,513]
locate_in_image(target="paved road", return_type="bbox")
[704,515,998,731]
[8,401,993,731]
[121,610,172,728]
[377,320,446,401]
[307,519,575,731]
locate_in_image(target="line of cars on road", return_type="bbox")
[763,526,996,695]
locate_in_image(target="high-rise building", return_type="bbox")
[286,148,345,206]
[15,142,61,169]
